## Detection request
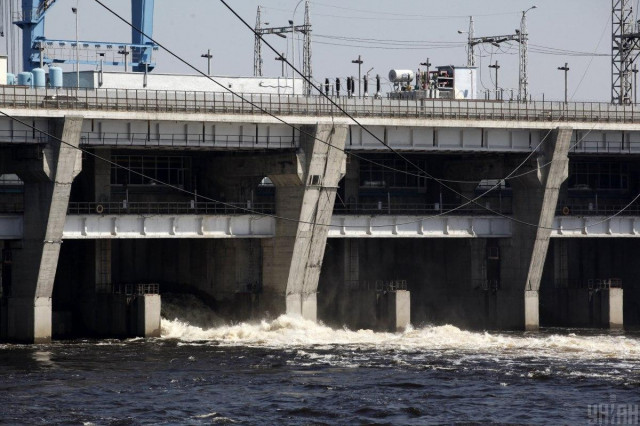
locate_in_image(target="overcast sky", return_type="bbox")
[4,0,613,101]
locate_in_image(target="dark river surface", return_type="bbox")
[1,299,640,425]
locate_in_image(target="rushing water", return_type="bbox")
[1,296,640,424]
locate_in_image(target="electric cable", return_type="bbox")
[84,0,637,231]
[3,108,628,233]
[94,0,542,224]
[215,0,551,225]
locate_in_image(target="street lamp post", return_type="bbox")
[72,7,79,89]
[352,55,363,97]
[489,60,500,99]
[201,49,212,76]
[558,62,569,104]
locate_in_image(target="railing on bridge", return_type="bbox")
[96,283,160,295]
[0,129,48,144]
[334,202,513,215]
[80,132,296,149]
[3,86,640,123]
[67,201,276,215]
[556,203,640,216]
[345,280,408,292]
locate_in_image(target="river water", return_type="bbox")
[1,297,639,424]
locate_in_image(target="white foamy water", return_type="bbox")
[160,314,640,361]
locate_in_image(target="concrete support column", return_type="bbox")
[262,124,347,320]
[6,116,83,343]
[524,290,540,331]
[135,294,161,337]
[502,127,572,331]
[602,288,623,329]
[378,290,411,332]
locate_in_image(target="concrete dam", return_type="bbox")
[1,77,640,342]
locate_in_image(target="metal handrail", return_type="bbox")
[334,202,513,215]
[79,132,296,148]
[2,85,640,123]
[556,203,640,216]
[67,201,276,215]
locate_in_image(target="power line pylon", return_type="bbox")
[302,0,312,95]
[612,0,640,104]
[253,6,263,76]
[253,2,312,95]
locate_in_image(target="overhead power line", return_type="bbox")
[82,0,638,232]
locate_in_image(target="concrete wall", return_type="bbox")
[63,71,303,95]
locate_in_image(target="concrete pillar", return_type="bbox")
[524,290,539,331]
[262,124,347,320]
[6,116,83,343]
[379,290,411,332]
[603,288,623,329]
[135,294,161,337]
[502,127,572,330]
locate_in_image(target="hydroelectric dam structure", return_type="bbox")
[0,1,640,343]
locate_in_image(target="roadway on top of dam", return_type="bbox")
[2,87,640,132]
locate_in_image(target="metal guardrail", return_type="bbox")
[3,86,640,123]
[588,278,622,290]
[334,202,513,215]
[346,280,408,292]
[80,132,296,149]
[554,278,623,290]
[0,129,48,144]
[556,204,640,216]
[96,283,160,295]
[67,201,275,215]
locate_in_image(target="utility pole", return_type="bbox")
[467,16,475,66]
[458,17,475,67]
[558,62,569,104]
[519,6,536,102]
[201,49,212,76]
[275,53,286,77]
[489,60,500,99]
[118,47,129,72]
[420,58,432,88]
[352,55,363,97]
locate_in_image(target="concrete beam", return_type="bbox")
[5,116,83,343]
[5,107,640,132]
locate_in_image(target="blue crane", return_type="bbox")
[14,0,157,72]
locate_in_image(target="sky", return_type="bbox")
[2,0,614,102]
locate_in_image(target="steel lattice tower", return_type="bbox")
[253,6,263,77]
[302,0,312,95]
[612,0,639,104]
